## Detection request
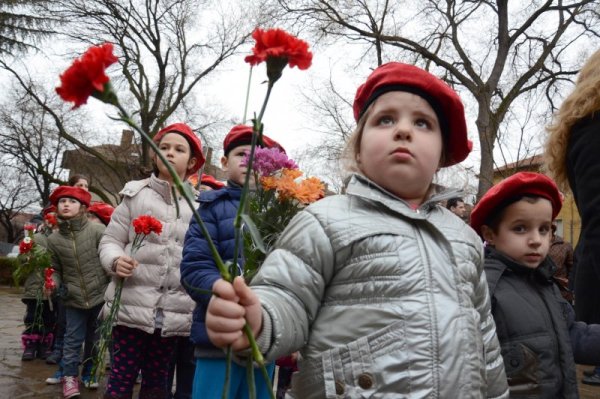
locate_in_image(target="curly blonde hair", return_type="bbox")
[545,50,600,191]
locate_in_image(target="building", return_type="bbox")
[493,154,580,245]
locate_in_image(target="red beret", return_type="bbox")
[49,186,92,208]
[353,62,471,167]
[200,174,225,190]
[222,125,281,155]
[470,172,563,236]
[153,123,206,176]
[87,202,115,226]
[42,204,57,216]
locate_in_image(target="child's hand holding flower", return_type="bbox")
[112,256,139,278]
[206,277,263,351]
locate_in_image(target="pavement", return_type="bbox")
[2,285,600,398]
[0,286,127,398]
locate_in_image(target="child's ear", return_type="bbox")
[481,225,495,245]
[220,155,229,171]
[187,156,198,172]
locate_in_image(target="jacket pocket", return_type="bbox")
[504,343,541,396]
[292,320,409,398]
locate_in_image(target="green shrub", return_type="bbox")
[0,257,21,285]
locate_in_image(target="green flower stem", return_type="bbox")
[242,67,253,123]
[243,323,274,398]
[246,356,256,399]
[232,79,275,269]
[256,80,274,125]
[113,102,230,281]
[91,277,123,381]
[222,347,232,399]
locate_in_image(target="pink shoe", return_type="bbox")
[62,376,80,398]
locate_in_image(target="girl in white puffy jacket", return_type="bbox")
[98,123,204,399]
[205,63,510,398]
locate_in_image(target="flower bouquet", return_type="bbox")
[242,147,324,279]
[13,224,54,331]
[90,215,162,381]
[55,26,313,399]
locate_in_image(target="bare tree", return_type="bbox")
[45,0,258,170]
[0,161,38,243]
[0,81,72,203]
[278,0,600,198]
[0,0,54,56]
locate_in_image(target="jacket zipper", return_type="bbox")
[70,224,90,308]
[415,226,440,394]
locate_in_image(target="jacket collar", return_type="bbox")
[58,214,88,233]
[345,174,454,219]
[198,184,242,204]
[485,246,556,282]
[149,173,177,205]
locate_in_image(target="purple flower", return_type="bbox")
[242,147,298,177]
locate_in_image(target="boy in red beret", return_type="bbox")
[181,124,279,399]
[43,186,109,398]
[471,172,600,398]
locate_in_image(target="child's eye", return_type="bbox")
[540,225,551,234]
[512,225,526,233]
[377,115,395,126]
[415,118,431,129]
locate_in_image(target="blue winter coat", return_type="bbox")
[180,185,243,354]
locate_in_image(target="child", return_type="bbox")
[99,123,204,399]
[201,63,510,398]
[44,185,109,398]
[180,124,280,399]
[470,171,600,397]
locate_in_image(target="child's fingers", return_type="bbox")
[232,276,258,306]
[232,276,263,337]
[209,295,246,319]
[208,329,244,348]
[212,279,239,302]
[206,295,247,348]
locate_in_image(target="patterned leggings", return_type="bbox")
[105,325,177,397]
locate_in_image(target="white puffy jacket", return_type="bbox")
[99,174,195,337]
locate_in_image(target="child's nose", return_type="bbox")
[394,119,412,141]
[528,233,542,246]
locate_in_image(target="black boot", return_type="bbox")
[21,334,40,361]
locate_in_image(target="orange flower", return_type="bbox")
[293,177,325,204]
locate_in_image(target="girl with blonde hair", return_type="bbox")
[545,49,600,385]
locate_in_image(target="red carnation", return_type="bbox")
[24,223,36,232]
[44,268,56,291]
[56,43,118,109]
[44,213,58,227]
[132,215,163,236]
[19,240,33,254]
[245,28,312,82]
